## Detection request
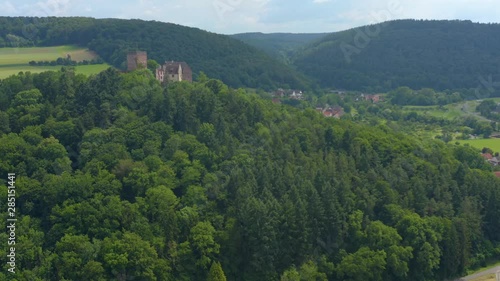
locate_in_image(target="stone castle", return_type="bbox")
[156,61,193,83]
[127,51,192,83]
[127,51,147,71]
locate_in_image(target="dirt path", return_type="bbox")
[456,266,500,281]
[453,101,491,122]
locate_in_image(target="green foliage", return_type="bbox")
[0,69,499,281]
[476,99,500,122]
[388,87,463,106]
[207,261,227,281]
[231,32,327,63]
[293,19,500,92]
[147,59,160,73]
[337,247,387,281]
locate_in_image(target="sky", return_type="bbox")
[1,0,499,34]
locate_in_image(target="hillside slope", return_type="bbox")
[293,19,500,92]
[231,32,328,63]
[0,68,499,280]
[0,17,309,90]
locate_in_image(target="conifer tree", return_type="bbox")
[207,261,226,281]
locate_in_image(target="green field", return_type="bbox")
[0,64,111,78]
[0,46,110,78]
[403,101,484,120]
[458,138,500,153]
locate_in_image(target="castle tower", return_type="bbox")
[127,51,147,71]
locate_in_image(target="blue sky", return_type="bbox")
[1,0,499,34]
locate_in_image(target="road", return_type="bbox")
[455,265,500,281]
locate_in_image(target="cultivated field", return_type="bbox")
[458,138,500,153]
[0,46,110,79]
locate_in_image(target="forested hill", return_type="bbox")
[230,32,328,63]
[0,17,309,90]
[293,19,500,91]
[0,68,500,280]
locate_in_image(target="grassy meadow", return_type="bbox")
[458,138,500,153]
[403,101,487,121]
[0,46,110,78]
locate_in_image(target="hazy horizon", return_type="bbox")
[1,0,500,34]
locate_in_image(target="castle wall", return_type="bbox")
[127,51,148,71]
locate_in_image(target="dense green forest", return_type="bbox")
[0,67,499,280]
[230,33,327,64]
[7,18,500,94]
[476,100,500,122]
[292,19,500,92]
[0,17,309,90]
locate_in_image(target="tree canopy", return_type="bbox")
[0,68,499,280]
[293,19,500,92]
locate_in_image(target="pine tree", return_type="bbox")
[207,261,227,281]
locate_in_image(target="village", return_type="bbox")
[270,88,383,118]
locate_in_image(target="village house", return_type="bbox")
[481,152,500,166]
[316,105,345,118]
[272,88,304,100]
[330,90,346,94]
[490,157,500,166]
[361,94,383,103]
[290,90,303,100]
[481,153,493,160]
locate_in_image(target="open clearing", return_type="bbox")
[0,46,110,78]
[0,46,98,64]
[403,100,498,122]
[458,138,500,153]
[0,64,111,79]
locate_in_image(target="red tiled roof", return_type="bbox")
[323,110,333,117]
[482,153,493,160]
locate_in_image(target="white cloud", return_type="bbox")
[1,0,500,33]
[0,1,18,13]
[36,0,71,16]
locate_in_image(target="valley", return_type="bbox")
[0,17,500,281]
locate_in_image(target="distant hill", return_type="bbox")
[231,32,328,63]
[292,19,500,92]
[0,17,309,90]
